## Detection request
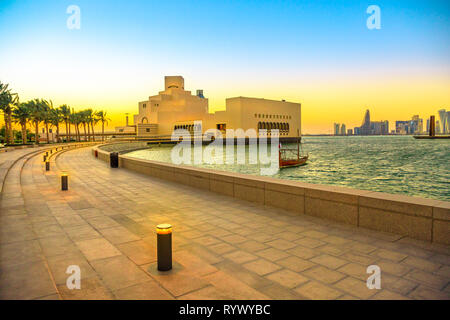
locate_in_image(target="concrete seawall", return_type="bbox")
[92,145,450,245]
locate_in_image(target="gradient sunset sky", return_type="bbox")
[1,0,449,134]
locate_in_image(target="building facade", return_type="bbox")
[127,76,302,138]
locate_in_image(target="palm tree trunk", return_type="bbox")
[65,121,68,143]
[102,121,105,142]
[87,123,91,142]
[83,123,87,141]
[91,122,95,142]
[3,112,10,144]
[35,121,39,145]
[56,123,60,143]
[21,123,27,144]
[7,109,13,144]
[45,123,49,143]
[68,121,71,142]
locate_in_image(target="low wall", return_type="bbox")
[92,146,450,245]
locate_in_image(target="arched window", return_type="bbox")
[142,117,148,124]
[258,122,262,130]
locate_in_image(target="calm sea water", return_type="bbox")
[127,136,450,201]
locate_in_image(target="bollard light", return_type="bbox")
[61,172,68,191]
[156,224,172,271]
[45,161,50,171]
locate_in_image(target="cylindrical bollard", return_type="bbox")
[110,152,119,168]
[156,224,172,271]
[61,173,68,191]
[95,150,98,158]
[45,161,50,171]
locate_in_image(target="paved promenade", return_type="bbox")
[0,146,449,300]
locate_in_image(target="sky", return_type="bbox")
[0,0,449,134]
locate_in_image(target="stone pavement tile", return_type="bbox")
[46,253,97,285]
[381,273,419,296]
[341,252,377,265]
[209,242,236,255]
[202,271,269,300]
[64,224,102,242]
[75,238,122,261]
[67,200,93,210]
[243,258,282,276]
[33,223,65,238]
[213,260,273,290]
[259,283,307,300]
[405,269,448,291]
[295,237,326,249]
[429,253,450,266]
[335,277,377,299]
[287,245,318,260]
[178,285,232,300]
[402,256,442,273]
[0,239,43,267]
[180,230,204,239]
[113,281,174,300]
[265,269,309,289]
[237,240,268,252]
[337,263,368,281]
[294,281,343,300]
[221,234,247,245]
[38,235,80,257]
[99,226,140,244]
[223,250,258,264]
[318,244,348,257]
[76,208,104,219]
[86,216,120,229]
[408,285,450,300]
[371,249,408,263]
[116,240,157,265]
[57,277,115,300]
[91,255,151,291]
[277,256,316,273]
[347,241,378,254]
[278,232,303,242]
[376,259,411,277]
[54,214,86,228]
[371,290,410,300]
[304,266,347,284]
[266,239,297,250]
[143,264,210,297]
[301,230,329,239]
[176,250,218,276]
[183,244,224,265]
[255,247,290,262]
[0,260,57,300]
[311,254,348,270]
[434,265,450,278]
[245,232,277,243]
[194,236,222,247]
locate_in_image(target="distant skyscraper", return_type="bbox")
[340,124,346,135]
[334,123,340,135]
[361,109,371,135]
[436,120,441,134]
[347,128,353,135]
[446,111,450,134]
[438,109,446,134]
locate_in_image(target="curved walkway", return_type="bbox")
[0,147,449,300]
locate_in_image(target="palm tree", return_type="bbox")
[12,101,31,144]
[59,104,71,142]
[95,110,110,142]
[41,100,54,143]
[49,107,62,143]
[28,99,43,144]
[0,82,18,145]
[87,109,96,142]
[71,111,82,142]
